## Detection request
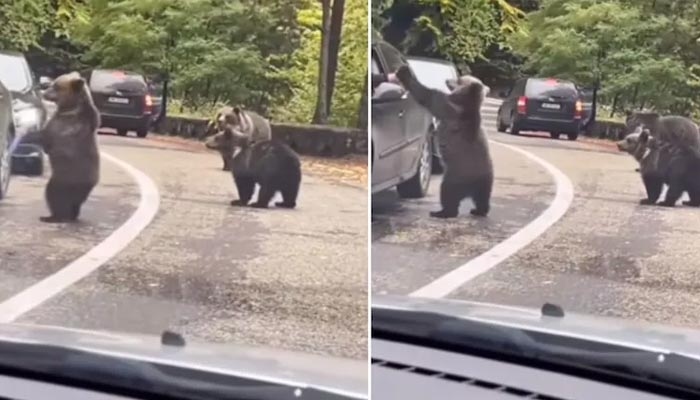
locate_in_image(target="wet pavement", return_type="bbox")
[372,98,700,331]
[0,133,367,360]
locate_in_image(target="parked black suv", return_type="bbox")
[496,77,583,140]
[88,69,154,138]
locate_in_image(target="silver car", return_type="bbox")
[0,79,14,199]
[371,40,433,198]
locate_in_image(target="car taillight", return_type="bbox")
[517,96,527,114]
[144,94,153,114]
[574,100,583,119]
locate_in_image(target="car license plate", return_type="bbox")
[108,97,129,104]
[541,102,560,110]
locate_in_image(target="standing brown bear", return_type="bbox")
[39,72,100,223]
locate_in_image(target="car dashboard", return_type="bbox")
[372,338,677,400]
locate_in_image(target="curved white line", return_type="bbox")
[0,152,160,322]
[409,140,575,299]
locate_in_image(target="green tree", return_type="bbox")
[71,0,302,116]
[274,0,367,127]
[509,0,700,116]
[0,0,85,52]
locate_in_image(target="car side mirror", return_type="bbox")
[39,76,52,90]
[373,82,407,103]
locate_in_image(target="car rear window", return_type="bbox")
[525,78,577,97]
[90,70,147,93]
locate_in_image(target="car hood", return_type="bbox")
[374,294,700,359]
[0,322,367,398]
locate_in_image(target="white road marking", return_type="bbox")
[409,140,575,299]
[0,152,160,321]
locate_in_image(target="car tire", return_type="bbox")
[117,129,128,137]
[136,127,149,138]
[510,120,520,136]
[567,132,579,141]
[497,110,507,133]
[550,132,562,139]
[397,136,432,199]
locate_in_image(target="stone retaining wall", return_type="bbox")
[583,119,627,141]
[154,116,367,157]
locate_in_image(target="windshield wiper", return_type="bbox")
[373,307,700,399]
[0,340,355,400]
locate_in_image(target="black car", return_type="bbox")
[496,77,583,140]
[88,69,155,138]
[0,51,48,175]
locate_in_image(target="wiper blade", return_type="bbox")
[373,307,700,397]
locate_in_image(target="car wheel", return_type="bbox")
[0,134,12,200]
[497,110,507,132]
[567,132,579,141]
[509,116,520,135]
[136,127,149,138]
[117,129,128,136]
[397,136,432,199]
[550,132,562,139]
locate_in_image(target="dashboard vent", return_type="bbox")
[372,358,567,400]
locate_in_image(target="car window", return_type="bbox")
[378,43,405,73]
[89,70,147,93]
[526,78,578,97]
[406,59,458,93]
[371,52,382,75]
[0,53,32,93]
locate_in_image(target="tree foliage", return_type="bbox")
[0,0,86,51]
[274,0,367,127]
[375,0,525,67]
[3,0,365,127]
[509,0,700,116]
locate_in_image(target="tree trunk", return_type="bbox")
[312,0,332,125]
[610,93,619,118]
[357,74,368,129]
[325,0,346,115]
[630,83,639,108]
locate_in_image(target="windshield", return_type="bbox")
[1,0,368,397]
[525,78,578,98]
[89,69,147,92]
[0,53,32,92]
[371,0,700,395]
[406,59,458,93]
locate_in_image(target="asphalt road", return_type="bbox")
[372,97,700,330]
[0,132,367,360]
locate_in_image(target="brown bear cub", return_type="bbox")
[39,72,100,223]
[205,106,272,171]
[205,128,301,208]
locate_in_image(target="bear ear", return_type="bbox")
[639,128,650,142]
[233,107,241,115]
[71,78,85,92]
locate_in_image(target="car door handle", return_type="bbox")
[398,110,404,118]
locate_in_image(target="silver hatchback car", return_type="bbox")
[371,40,433,198]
